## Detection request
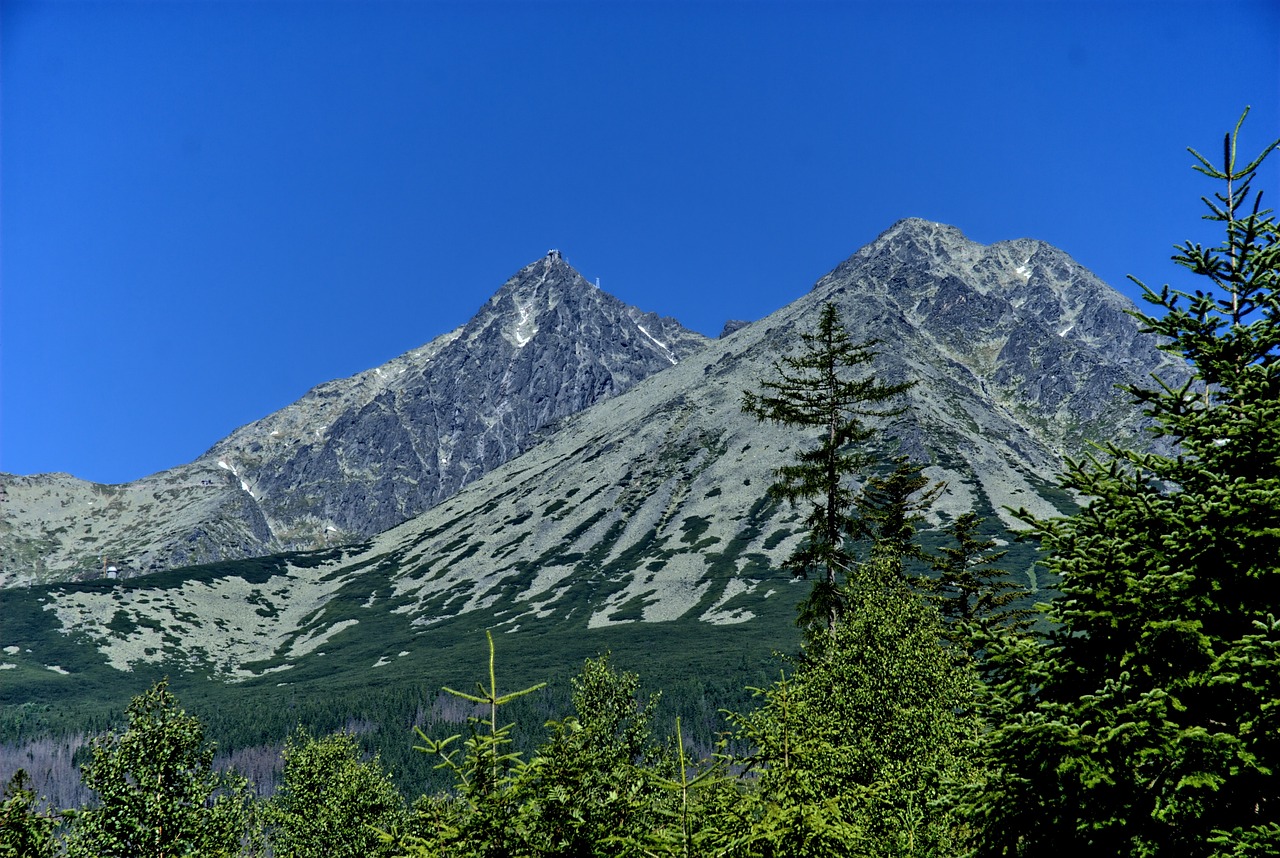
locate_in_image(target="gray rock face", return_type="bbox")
[0,253,708,584]
[209,252,708,540]
[835,218,1184,457]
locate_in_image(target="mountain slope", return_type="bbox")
[14,219,1186,686]
[0,252,708,586]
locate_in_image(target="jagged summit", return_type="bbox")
[0,255,710,584]
[206,250,709,542]
[828,219,1146,360]
[876,216,970,244]
[482,250,702,359]
[831,218,980,280]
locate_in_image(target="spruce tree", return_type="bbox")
[930,511,1032,653]
[854,455,943,586]
[397,631,545,858]
[742,302,912,632]
[970,111,1280,856]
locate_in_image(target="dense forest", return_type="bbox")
[3,116,1278,857]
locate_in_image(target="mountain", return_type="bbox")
[0,252,709,587]
[4,219,1187,694]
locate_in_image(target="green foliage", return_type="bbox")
[929,511,1032,657]
[611,716,737,858]
[732,576,980,856]
[396,630,546,857]
[63,678,258,858]
[265,729,405,858]
[969,112,1280,856]
[854,455,943,585]
[0,769,59,858]
[742,301,912,633]
[395,640,750,858]
[515,653,665,856]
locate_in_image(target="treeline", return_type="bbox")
[0,662,764,812]
[4,116,1280,857]
[0,608,978,858]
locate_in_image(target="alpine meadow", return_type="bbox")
[3,116,1279,857]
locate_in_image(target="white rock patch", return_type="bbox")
[699,577,757,625]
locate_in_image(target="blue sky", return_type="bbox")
[3,1,1278,485]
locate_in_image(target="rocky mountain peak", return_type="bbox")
[214,252,709,543]
[118,221,1177,654]
[809,219,1185,466]
[493,249,585,298]
[1,253,709,584]
[480,251,595,349]
[877,216,970,246]
[854,218,975,270]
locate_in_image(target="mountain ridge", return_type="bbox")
[0,253,709,586]
[6,219,1190,688]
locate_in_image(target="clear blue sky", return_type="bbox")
[3,1,1278,485]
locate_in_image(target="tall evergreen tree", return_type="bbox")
[742,302,912,632]
[970,112,1280,856]
[930,511,1032,653]
[854,455,943,586]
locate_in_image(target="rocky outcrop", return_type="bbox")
[827,218,1184,457]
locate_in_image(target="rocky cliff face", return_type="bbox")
[825,218,1178,459]
[203,251,708,543]
[0,252,708,585]
[21,220,1191,681]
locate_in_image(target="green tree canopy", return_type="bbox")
[515,653,665,857]
[0,770,59,858]
[64,679,256,858]
[930,511,1032,657]
[970,111,1280,857]
[732,576,979,856]
[266,729,405,858]
[854,455,942,586]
